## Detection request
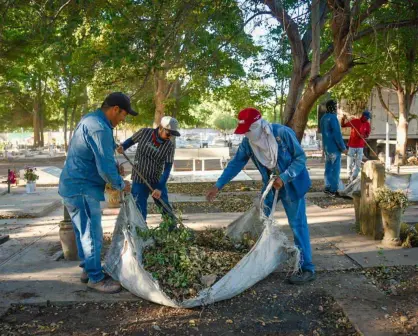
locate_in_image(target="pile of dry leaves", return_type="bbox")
[137,221,255,301]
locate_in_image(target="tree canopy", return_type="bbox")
[1,0,417,147]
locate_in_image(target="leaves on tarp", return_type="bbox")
[137,221,254,301]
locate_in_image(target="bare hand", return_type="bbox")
[343,149,348,155]
[117,146,124,154]
[123,180,131,193]
[273,177,284,190]
[118,164,125,176]
[152,189,162,200]
[206,186,219,202]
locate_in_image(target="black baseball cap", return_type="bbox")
[102,92,138,116]
[325,99,337,113]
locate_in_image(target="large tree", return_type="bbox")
[332,2,418,164]
[249,0,418,139]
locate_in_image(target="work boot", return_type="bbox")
[80,270,88,284]
[87,278,122,294]
[288,271,316,285]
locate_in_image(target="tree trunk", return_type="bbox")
[273,104,277,123]
[283,73,306,125]
[33,77,42,148]
[39,81,47,147]
[69,102,78,141]
[63,78,73,152]
[172,79,181,118]
[40,110,44,147]
[310,0,321,79]
[33,105,40,148]
[264,0,367,140]
[396,89,408,165]
[287,1,353,140]
[279,79,285,124]
[153,69,167,127]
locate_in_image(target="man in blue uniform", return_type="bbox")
[206,108,315,285]
[320,99,347,196]
[59,92,137,293]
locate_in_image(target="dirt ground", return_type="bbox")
[307,196,354,209]
[363,266,418,335]
[167,180,333,196]
[0,273,358,336]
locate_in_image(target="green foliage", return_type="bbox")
[375,186,409,211]
[213,115,237,132]
[136,219,252,301]
[331,2,418,117]
[0,0,259,136]
[23,167,39,182]
[400,223,418,248]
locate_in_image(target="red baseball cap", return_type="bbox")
[234,108,262,134]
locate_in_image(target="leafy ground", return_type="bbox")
[167,179,335,196]
[150,191,354,214]
[149,193,255,214]
[363,266,418,335]
[307,195,354,209]
[0,273,359,336]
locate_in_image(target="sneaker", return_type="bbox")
[288,271,316,285]
[87,278,122,294]
[324,190,338,197]
[80,270,88,284]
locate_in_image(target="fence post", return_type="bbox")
[359,160,385,239]
[7,169,10,193]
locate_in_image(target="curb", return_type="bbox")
[33,200,62,218]
[0,200,62,219]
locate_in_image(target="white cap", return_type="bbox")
[160,116,180,136]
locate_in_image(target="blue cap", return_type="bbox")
[362,110,372,120]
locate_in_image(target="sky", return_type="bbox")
[244,12,281,88]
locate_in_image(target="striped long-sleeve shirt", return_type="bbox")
[122,128,174,185]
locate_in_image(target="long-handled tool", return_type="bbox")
[119,150,182,225]
[343,116,379,158]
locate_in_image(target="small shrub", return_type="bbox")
[400,223,418,248]
[375,186,408,211]
[23,167,39,182]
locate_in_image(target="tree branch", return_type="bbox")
[408,114,417,123]
[301,19,418,77]
[264,0,306,72]
[357,0,388,24]
[376,86,398,122]
[356,19,418,41]
[302,0,328,52]
[310,0,321,79]
[52,0,72,20]
[216,11,272,51]
[302,43,334,77]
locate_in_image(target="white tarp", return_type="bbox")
[385,173,418,201]
[338,171,418,201]
[104,181,300,308]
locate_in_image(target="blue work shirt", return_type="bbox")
[320,113,346,153]
[215,124,311,202]
[59,109,125,201]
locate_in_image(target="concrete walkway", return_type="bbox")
[2,199,417,309]
[1,198,417,335]
[0,187,61,218]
